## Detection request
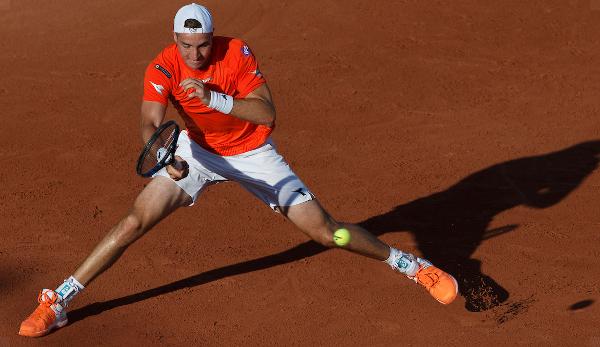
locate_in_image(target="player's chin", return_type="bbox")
[186,60,205,69]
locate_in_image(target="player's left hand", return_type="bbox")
[180,78,211,105]
[166,155,189,180]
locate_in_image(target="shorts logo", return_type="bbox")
[241,45,251,57]
[154,64,172,78]
[293,188,306,196]
[292,188,315,199]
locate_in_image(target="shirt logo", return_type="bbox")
[150,81,165,95]
[202,77,212,83]
[250,69,262,78]
[154,64,172,78]
[241,45,251,57]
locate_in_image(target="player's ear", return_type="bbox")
[173,32,178,43]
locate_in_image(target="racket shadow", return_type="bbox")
[67,139,600,324]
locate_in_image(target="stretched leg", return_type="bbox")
[283,199,458,305]
[18,176,191,337]
[282,199,389,260]
[74,176,192,285]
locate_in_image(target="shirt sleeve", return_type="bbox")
[143,59,173,104]
[234,41,266,98]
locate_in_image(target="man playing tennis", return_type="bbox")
[19,3,458,337]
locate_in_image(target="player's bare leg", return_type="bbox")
[283,199,390,260]
[283,199,458,305]
[18,176,191,337]
[74,176,192,285]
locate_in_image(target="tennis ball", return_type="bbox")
[333,228,351,247]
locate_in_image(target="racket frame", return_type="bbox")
[136,120,180,178]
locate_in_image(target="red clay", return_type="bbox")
[1,1,600,345]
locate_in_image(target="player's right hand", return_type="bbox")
[166,155,189,180]
[180,78,210,105]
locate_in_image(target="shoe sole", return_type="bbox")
[18,318,68,338]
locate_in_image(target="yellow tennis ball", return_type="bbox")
[333,228,351,246]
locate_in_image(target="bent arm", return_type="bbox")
[181,78,276,127]
[229,83,276,127]
[140,101,167,144]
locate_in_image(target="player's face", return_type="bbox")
[174,32,213,70]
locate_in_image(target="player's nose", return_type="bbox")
[191,49,202,61]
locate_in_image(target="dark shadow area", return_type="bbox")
[361,140,600,311]
[569,299,594,311]
[68,241,327,325]
[68,140,600,323]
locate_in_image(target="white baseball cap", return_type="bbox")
[173,3,213,34]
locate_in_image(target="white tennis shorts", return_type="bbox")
[155,131,315,209]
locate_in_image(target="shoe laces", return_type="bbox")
[28,290,60,323]
[37,290,59,306]
[414,267,440,288]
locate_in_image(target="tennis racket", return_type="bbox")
[136,120,181,177]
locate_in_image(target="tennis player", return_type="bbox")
[19,3,458,337]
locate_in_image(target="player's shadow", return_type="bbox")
[362,139,599,311]
[67,140,600,324]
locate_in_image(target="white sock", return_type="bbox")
[54,275,85,308]
[384,247,419,277]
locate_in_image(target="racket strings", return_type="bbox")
[140,125,178,174]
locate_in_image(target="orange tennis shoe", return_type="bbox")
[388,249,458,304]
[18,289,68,337]
[407,257,458,305]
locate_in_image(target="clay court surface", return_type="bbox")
[1,0,600,345]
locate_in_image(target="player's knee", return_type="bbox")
[308,226,337,248]
[112,214,144,247]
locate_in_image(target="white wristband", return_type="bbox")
[208,90,234,114]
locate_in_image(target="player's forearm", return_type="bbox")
[140,101,167,143]
[141,121,158,144]
[229,98,276,127]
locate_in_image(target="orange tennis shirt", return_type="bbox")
[143,36,271,156]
